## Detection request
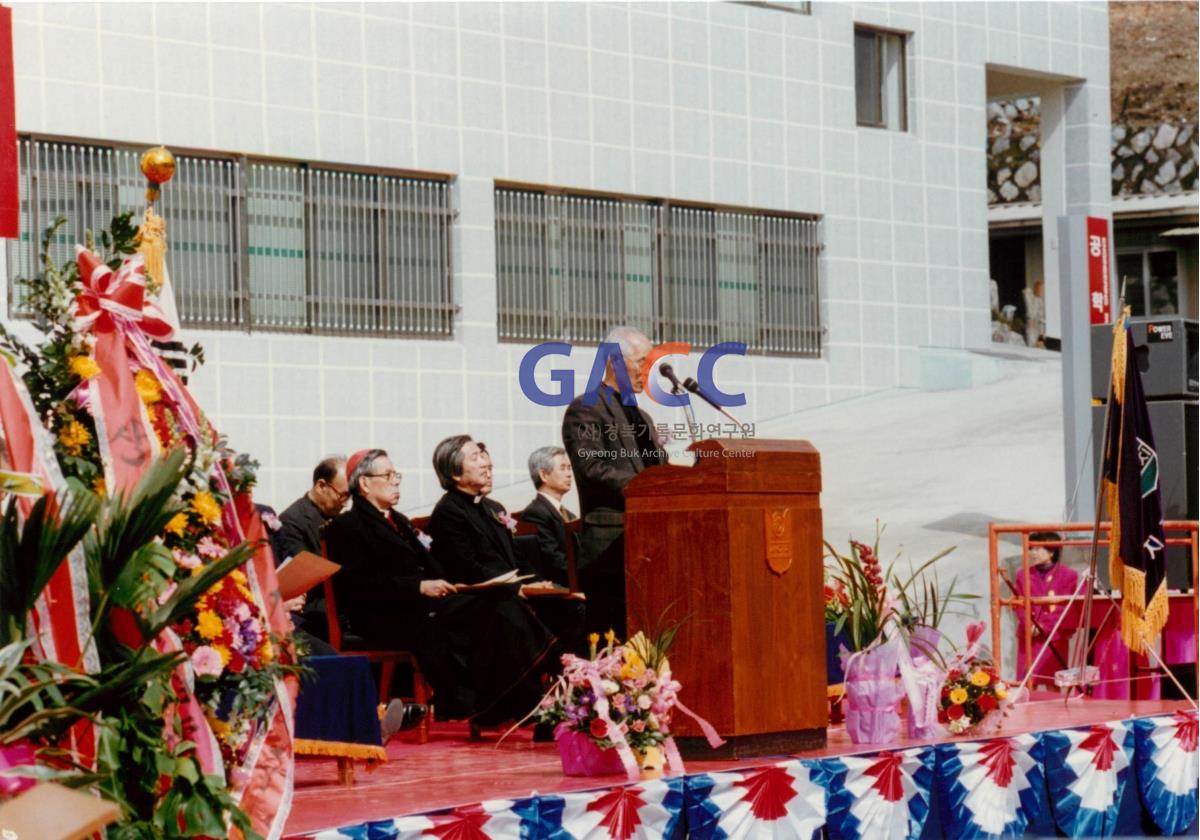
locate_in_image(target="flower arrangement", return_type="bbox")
[535,630,678,757]
[938,662,1009,734]
[0,212,294,834]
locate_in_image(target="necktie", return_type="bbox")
[561,506,577,522]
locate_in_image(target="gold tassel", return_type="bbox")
[135,207,168,295]
[293,738,388,763]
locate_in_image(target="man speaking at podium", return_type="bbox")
[562,326,668,636]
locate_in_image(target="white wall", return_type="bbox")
[7,2,1109,511]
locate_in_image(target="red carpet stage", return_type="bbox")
[284,697,1197,839]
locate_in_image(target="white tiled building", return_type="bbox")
[3,1,1113,513]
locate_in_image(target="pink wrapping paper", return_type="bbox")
[905,625,944,739]
[0,741,37,796]
[845,636,902,744]
[555,725,627,777]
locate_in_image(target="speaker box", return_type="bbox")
[1091,317,1198,400]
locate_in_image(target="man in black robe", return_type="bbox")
[562,326,668,635]
[427,436,586,658]
[324,448,556,725]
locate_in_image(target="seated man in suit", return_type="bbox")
[428,435,586,657]
[519,445,577,588]
[324,448,556,725]
[272,456,351,656]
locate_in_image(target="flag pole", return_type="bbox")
[1064,292,1129,702]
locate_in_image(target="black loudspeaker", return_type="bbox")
[1091,317,1198,400]
[1092,401,1197,589]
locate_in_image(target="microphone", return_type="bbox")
[659,362,685,393]
[682,377,746,428]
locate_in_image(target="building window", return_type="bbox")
[495,187,822,357]
[8,137,454,338]
[854,26,907,131]
[1117,248,1183,316]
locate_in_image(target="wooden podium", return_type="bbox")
[624,438,825,758]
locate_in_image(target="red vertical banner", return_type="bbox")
[0,6,15,239]
[1086,215,1111,325]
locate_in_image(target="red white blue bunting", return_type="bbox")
[934,733,1045,839]
[822,748,934,840]
[1133,711,1199,836]
[1042,721,1134,838]
[538,779,684,840]
[309,799,538,839]
[304,713,1194,840]
[683,759,826,839]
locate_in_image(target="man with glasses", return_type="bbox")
[325,446,554,727]
[276,456,351,653]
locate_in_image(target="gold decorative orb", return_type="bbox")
[140,146,176,185]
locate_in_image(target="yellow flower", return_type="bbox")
[620,650,646,681]
[134,369,162,404]
[949,687,969,705]
[58,420,91,456]
[196,610,223,641]
[212,644,232,666]
[259,641,274,665]
[68,355,101,380]
[604,629,617,647]
[164,512,189,537]
[92,477,107,497]
[209,717,231,736]
[191,491,222,526]
[230,569,247,586]
[970,670,991,687]
[994,687,1008,700]
[588,632,600,646]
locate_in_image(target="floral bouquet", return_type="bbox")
[938,662,1009,735]
[533,629,721,780]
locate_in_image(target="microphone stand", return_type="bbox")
[682,377,749,430]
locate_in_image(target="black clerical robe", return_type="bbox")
[324,496,556,723]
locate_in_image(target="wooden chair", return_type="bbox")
[321,572,430,745]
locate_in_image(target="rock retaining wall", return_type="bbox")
[987,97,1198,203]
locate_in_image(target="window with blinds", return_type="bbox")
[8,137,454,338]
[495,187,821,356]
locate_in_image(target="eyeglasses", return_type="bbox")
[365,471,402,484]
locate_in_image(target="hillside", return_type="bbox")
[1110,1,1198,125]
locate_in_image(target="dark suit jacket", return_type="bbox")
[324,497,445,642]
[277,494,327,562]
[561,386,668,520]
[519,494,573,586]
[427,489,537,584]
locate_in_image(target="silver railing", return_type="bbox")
[496,187,821,356]
[9,138,453,337]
